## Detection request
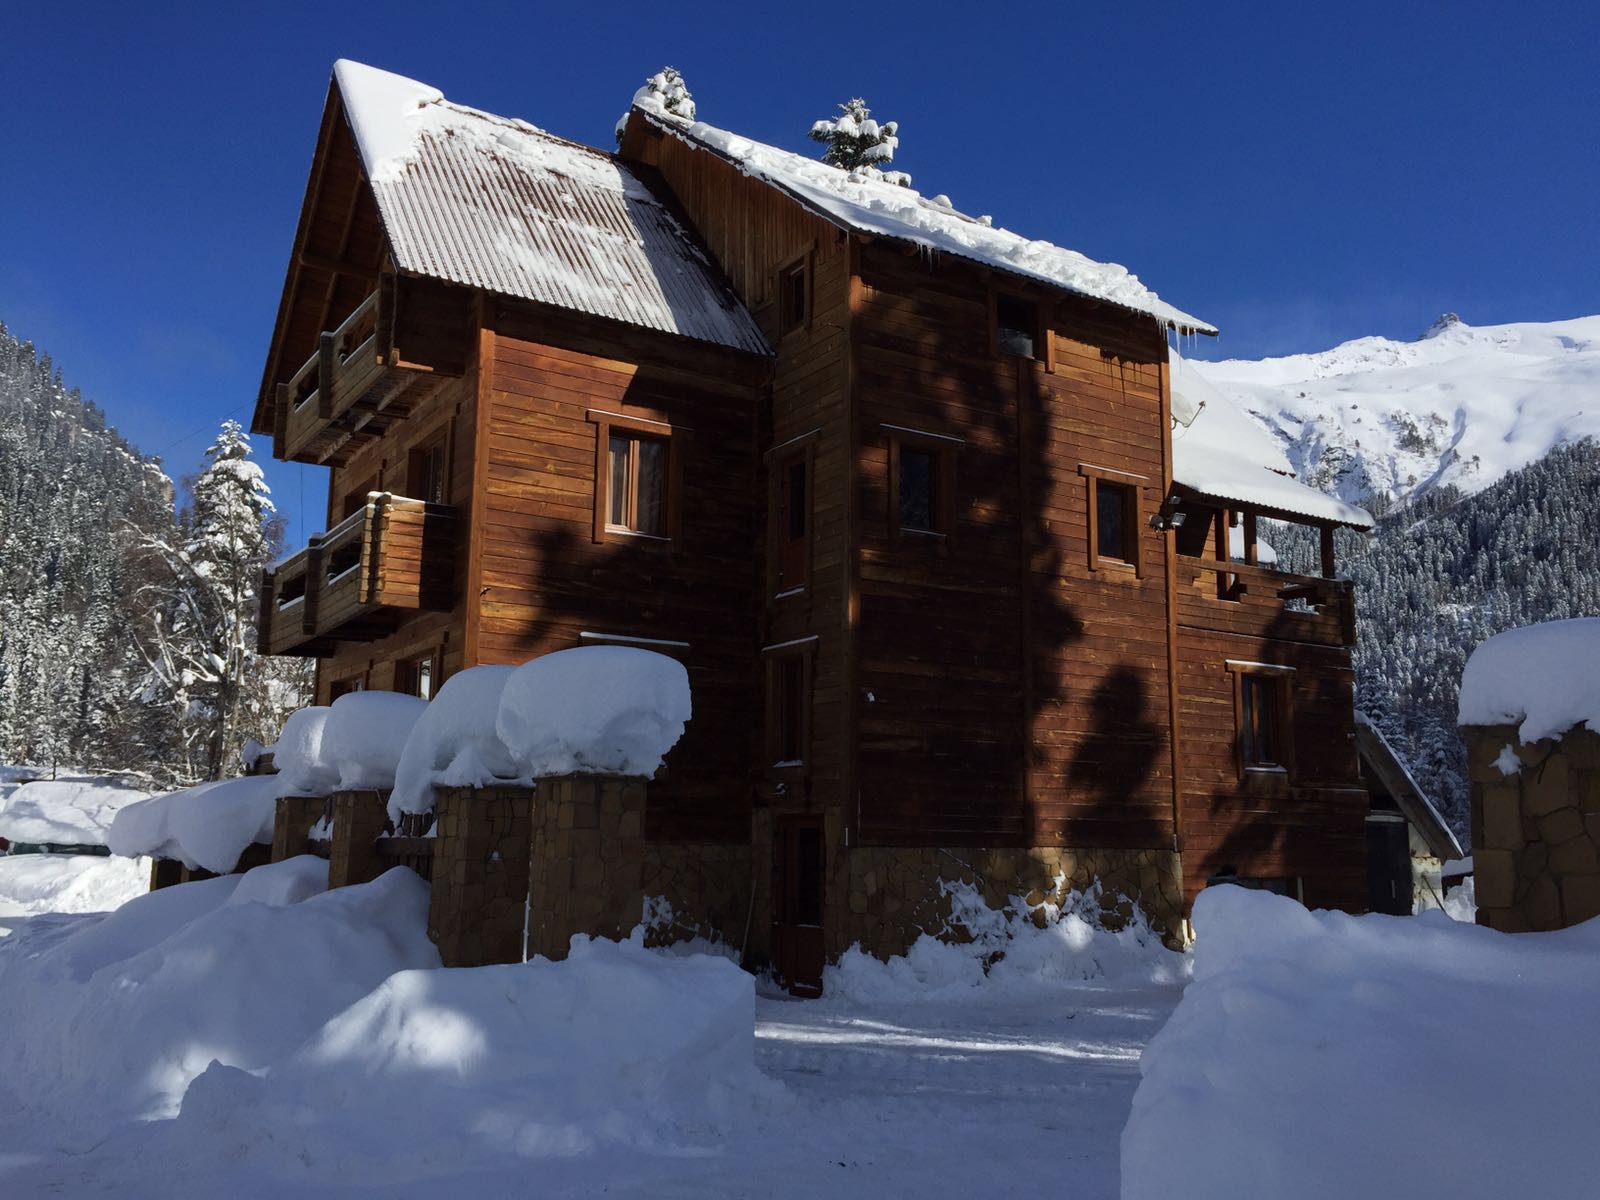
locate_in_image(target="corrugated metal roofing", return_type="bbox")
[335,62,768,356]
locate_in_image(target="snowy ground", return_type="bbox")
[0,853,147,935]
[0,977,1177,1198]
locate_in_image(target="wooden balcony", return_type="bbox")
[1174,555,1355,648]
[259,493,456,656]
[271,291,439,466]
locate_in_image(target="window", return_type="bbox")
[765,647,813,768]
[1095,479,1136,564]
[341,476,377,520]
[395,652,438,701]
[888,429,958,539]
[407,436,448,505]
[777,452,810,592]
[1227,661,1295,777]
[996,294,1040,358]
[778,259,808,335]
[1240,676,1279,767]
[1080,465,1146,575]
[606,431,668,537]
[328,675,365,701]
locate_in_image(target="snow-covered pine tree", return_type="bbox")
[808,98,910,186]
[617,66,696,143]
[138,420,303,780]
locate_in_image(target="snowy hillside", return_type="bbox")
[1196,314,1600,506]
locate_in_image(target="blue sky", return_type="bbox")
[3,1,1596,547]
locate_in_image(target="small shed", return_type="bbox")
[1355,713,1463,914]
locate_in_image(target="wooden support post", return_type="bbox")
[317,331,337,420]
[1243,512,1259,566]
[1320,525,1337,579]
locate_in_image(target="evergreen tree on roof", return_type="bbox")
[809,98,910,186]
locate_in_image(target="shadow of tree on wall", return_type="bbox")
[1067,666,1162,807]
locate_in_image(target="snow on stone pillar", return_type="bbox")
[496,646,692,962]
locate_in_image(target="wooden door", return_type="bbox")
[773,817,825,996]
[1365,818,1411,915]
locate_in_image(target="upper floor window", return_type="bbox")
[395,651,437,701]
[1227,660,1295,777]
[767,649,811,767]
[996,294,1040,359]
[777,451,810,592]
[588,411,681,545]
[887,426,959,540]
[778,259,809,335]
[408,435,448,505]
[608,432,667,537]
[1080,465,1145,576]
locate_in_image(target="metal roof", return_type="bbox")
[335,62,768,356]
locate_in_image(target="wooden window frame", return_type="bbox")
[1225,660,1296,781]
[326,670,367,703]
[989,288,1054,371]
[777,253,812,338]
[770,442,815,597]
[394,647,442,701]
[1079,464,1147,577]
[886,425,960,543]
[586,410,684,545]
[763,638,816,772]
[405,419,452,506]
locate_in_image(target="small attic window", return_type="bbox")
[778,260,809,335]
[996,295,1039,358]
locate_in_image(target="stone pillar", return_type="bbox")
[272,794,326,862]
[327,790,391,889]
[149,857,183,891]
[428,786,536,967]
[526,775,647,961]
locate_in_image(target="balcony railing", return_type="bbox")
[259,493,456,656]
[1174,555,1355,648]
[271,291,431,465]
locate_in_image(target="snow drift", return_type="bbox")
[0,864,438,1129]
[0,853,149,931]
[0,775,155,846]
[1458,617,1600,743]
[1122,886,1600,1199]
[389,665,527,820]
[187,932,772,1161]
[824,881,1187,1004]
[107,774,279,873]
[496,646,691,778]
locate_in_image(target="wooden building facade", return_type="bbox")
[252,62,1373,990]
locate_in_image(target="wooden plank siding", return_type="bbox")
[471,303,763,845]
[852,244,1176,849]
[630,123,856,829]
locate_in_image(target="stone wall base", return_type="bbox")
[831,844,1187,961]
[327,790,391,889]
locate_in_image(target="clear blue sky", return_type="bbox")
[3,0,1596,547]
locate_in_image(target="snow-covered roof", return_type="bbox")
[1170,351,1374,529]
[1459,618,1600,742]
[631,103,1214,335]
[332,60,769,356]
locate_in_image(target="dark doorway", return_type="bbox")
[773,817,825,996]
[1365,818,1412,915]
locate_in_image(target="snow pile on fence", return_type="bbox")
[0,775,156,846]
[389,666,528,820]
[824,880,1187,1004]
[271,705,339,795]
[107,774,280,873]
[1459,617,1600,743]
[320,690,429,790]
[1122,886,1600,1199]
[496,646,691,779]
[0,854,149,932]
[187,931,771,1161]
[0,864,437,1128]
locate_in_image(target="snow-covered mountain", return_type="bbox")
[1195,314,1600,507]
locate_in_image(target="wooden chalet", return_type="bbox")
[252,61,1374,991]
